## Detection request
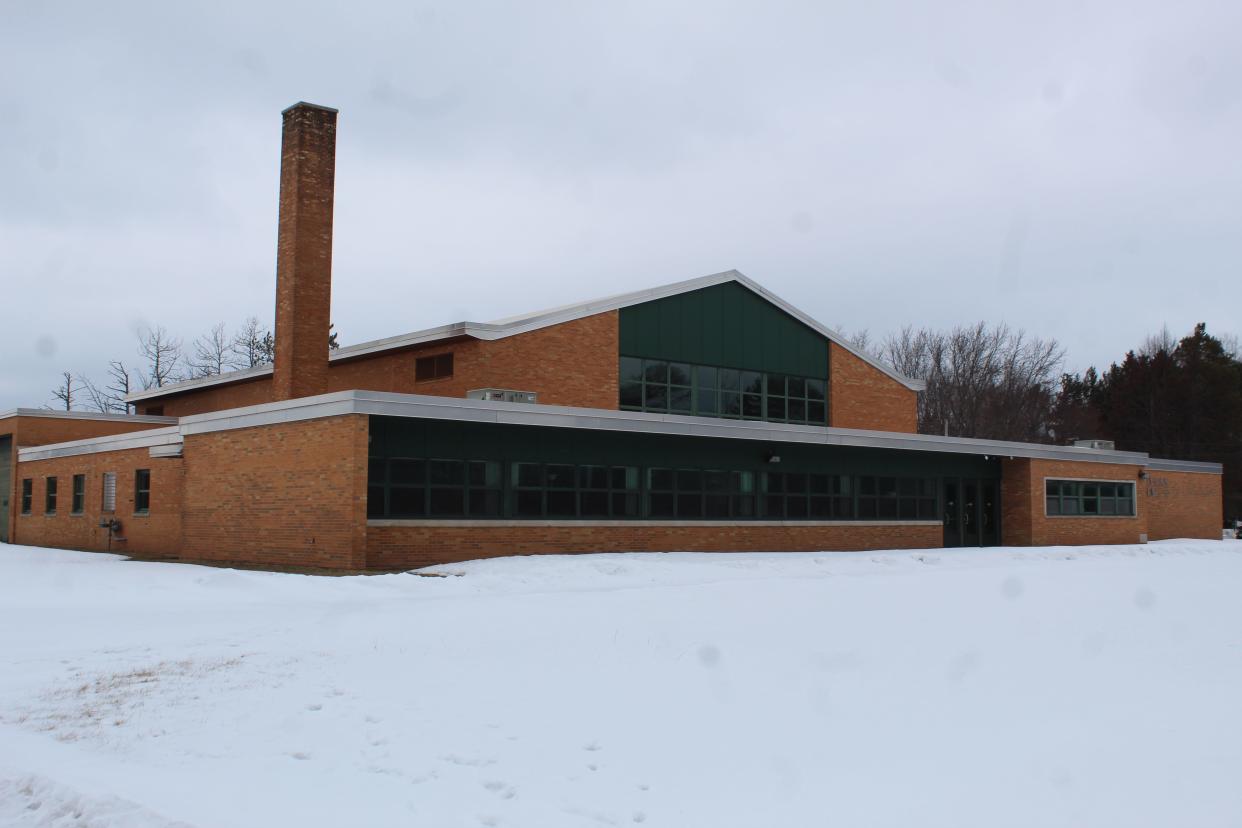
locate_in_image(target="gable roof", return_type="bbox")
[126,270,924,403]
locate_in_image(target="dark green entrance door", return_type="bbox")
[943,477,1000,547]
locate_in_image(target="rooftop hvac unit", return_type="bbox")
[1073,439,1116,451]
[466,388,538,404]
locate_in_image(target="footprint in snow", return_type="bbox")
[306,704,322,711]
[288,751,311,761]
[583,741,602,752]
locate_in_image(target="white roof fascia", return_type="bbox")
[17,426,183,462]
[0,408,177,425]
[15,389,1223,473]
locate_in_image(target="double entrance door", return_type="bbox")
[943,478,1000,547]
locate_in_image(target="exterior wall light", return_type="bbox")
[765,453,781,464]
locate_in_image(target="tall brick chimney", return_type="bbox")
[273,102,338,401]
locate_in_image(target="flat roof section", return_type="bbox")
[22,389,1222,474]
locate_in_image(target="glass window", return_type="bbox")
[101,473,117,512]
[72,475,85,514]
[45,476,57,515]
[134,469,150,513]
[20,479,32,514]
[414,353,453,382]
[1045,480,1135,517]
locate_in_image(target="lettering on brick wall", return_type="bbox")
[1146,477,1170,497]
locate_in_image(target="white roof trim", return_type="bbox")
[127,270,926,403]
[124,364,273,404]
[0,408,177,425]
[15,389,1223,473]
[17,426,183,462]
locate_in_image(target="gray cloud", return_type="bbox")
[3,0,1240,408]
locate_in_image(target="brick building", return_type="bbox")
[2,102,1223,571]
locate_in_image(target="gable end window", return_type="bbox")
[134,469,151,514]
[45,476,57,515]
[20,479,32,514]
[72,474,86,514]
[415,353,454,383]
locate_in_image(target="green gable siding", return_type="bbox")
[619,281,829,378]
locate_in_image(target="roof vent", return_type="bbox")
[467,388,538,404]
[1074,439,1115,451]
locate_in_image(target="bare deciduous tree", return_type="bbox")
[137,325,183,389]
[190,322,241,377]
[880,322,1064,442]
[231,317,275,368]
[50,371,78,411]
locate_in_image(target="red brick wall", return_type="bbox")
[138,377,274,418]
[1144,470,1222,540]
[828,343,918,433]
[12,448,183,559]
[1002,458,1147,546]
[2,415,173,544]
[180,414,368,570]
[366,522,942,570]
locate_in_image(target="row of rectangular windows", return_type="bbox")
[368,458,940,521]
[1045,480,1136,516]
[619,356,828,425]
[19,471,149,516]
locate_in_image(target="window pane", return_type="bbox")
[719,368,741,391]
[879,477,897,497]
[367,486,385,518]
[765,473,784,494]
[788,377,806,397]
[644,361,668,384]
[766,374,786,395]
[786,473,807,493]
[546,465,575,488]
[742,394,762,418]
[515,462,543,487]
[612,492,640,517]
[580,466,609,489]
[833,497,854,519]
[732,494,755,517]
[695,365,717,389]
[468,490,502,517]
[741,371,763,394]
[676,493,703,517]
[669,363,692,386]
[644,384,668,410]
[676,469,702,491]
[899,498,917,519]
[368,460,386,485]
[809,496,831,518]
[469,460,500,487]
[669,386,692,412]
[429,460,462,485]
[620,381,643,408]
[806,379,826,401]
[1062,498,1079,515]
[390,459,425,486]
[704,470,729,492]
[764,495,784,517]
[1099,483,1116,498]
[807,401,826,423]
[735,471,754,493]
[918,498,937,519]
[859,477,877,496]
[786,497,807,518]
[390,487,426,516]
[649,493,675,517]
[1046,497,1060,515]
[858,497,877,518]
[767,395,786,420]
[516,490,543,516]
[720,392,742,417]
[809,474,829,494]
[1100,498,1116,515]
[898,478,917,497]
[787,399,806,422]
[613,466,639,490]
[649,468,674,490]
[429,489,464,515]
[619,356,644,383]
[1045,480,1059,496]
[580,491,609,517]
[696,388,718,415]
[878,499,898,518]
[1117,498,1134,516]
[705,494,730,518]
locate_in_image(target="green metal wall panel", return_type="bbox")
[619,282,829,377]
[370,416,999,480]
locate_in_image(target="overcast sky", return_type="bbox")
[3,0,1240,410]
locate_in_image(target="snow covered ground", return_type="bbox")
[1,540,1241,828]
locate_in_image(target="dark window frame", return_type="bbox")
[71,474,86,515]
[415,353,454,383]
[20,478,32,515]
[134,468,151,514]
[1045,479,1135,517]
[620,355,827,426]
[44,476,57,515]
